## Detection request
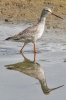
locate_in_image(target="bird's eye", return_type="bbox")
[46,10,49,12]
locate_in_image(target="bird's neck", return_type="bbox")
[38,17,46,24]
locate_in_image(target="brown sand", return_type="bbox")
[0,0,66,22]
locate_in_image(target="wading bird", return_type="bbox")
[5,7,63,53]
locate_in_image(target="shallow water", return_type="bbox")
[0,21,66,100]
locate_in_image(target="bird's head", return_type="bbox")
[41,7,52,17]
[41,7,63,20]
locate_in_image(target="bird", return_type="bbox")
[5,7,63,53]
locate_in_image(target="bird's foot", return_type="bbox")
[34,51,41,53]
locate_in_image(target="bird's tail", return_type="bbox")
[5,35,19,41]
[5,37,12,40]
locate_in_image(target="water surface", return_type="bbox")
[0,21,66,100]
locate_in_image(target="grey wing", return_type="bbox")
[12,24,38,40]
[11,25,38,42]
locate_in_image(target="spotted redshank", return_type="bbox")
[5,7,63,53]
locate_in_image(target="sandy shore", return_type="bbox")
[0,0,66,22]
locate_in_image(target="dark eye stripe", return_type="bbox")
[46,10,50,12]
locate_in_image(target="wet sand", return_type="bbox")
[0,21,66,100]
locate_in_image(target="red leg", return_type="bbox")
[34,43,37,53]
[20,44,25,53]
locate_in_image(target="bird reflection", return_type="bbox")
[5,53,64,95]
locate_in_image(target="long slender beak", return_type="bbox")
[51,12,63,20]
[50,85,64,91]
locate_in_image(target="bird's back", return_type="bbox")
[5,22,45,43]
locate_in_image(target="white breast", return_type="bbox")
[37,24,45,40]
